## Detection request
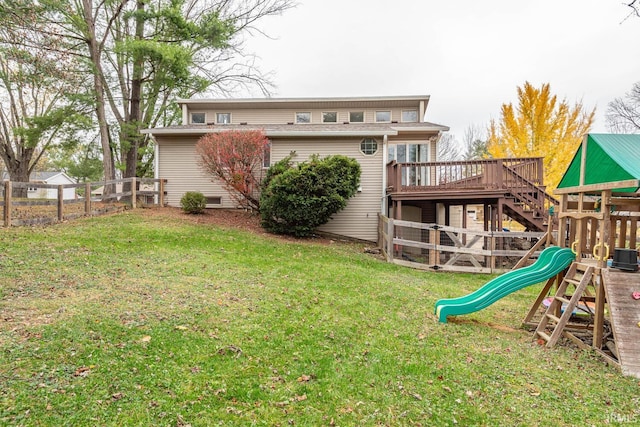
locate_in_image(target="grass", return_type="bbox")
[0,210,638,426]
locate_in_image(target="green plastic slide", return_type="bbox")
[434,246,575,323]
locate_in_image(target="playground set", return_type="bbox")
[435,134,640,379]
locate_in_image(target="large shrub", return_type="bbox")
[260,154,361,237]
[196,130,269,210]
[180,191,206,214]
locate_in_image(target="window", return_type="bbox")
[206,196,222,205]
[349,111,364,123]
[360,138,378,155]
[375,111,391,122]
[263,140,271,168]
[402,110,418,122]
[216,112,231,124]
[295,112,311,123]
[322,112,337,123]
[191,112,205,124]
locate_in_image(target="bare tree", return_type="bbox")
[462,125,488,160]
[606,82,640,133]
[436,133,461,162]
[0,4,89,195]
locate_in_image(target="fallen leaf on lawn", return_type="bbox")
[140,335,151,343]
[111,392,124,401]
[175,325,188,331]
[74,366,91,377]
[412,393,422,401]
[297,374,312,382]
[443,386,452,393]
[295,394,307,401]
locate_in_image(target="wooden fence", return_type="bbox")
[379,214,550,273]
[1,177,166,227]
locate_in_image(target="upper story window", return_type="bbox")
[216,112,231,124]
[191,112,205,124]
[349,111,364,123]
[295,112,311,123]
[402,110,418,123]
[322,112,337,123]
[375,111,391,123]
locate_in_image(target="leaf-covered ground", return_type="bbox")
[0,209,638,426]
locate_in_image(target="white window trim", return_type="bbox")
[375,110,391,123]
[349,111,365,123]
[360,137,379,156]
[401,109,418,123]
[295,112,312,124]
[190,112,206,124]
[216,112,232,124]
[321,111,338,123]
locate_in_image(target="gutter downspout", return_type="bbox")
[154,137,159,204]
[381,134,388,216]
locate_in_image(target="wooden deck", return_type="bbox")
[385,157,558,232]
[602,268,640,379]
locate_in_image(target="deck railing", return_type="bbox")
[386,157,544,192]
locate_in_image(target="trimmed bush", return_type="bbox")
[260,154,361,237]
[180,191,206,214]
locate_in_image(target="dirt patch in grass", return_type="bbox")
[141,206,341,245]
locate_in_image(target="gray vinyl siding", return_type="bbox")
[193,107,412,125]
[271,138,383,242]
[156,136,238,208]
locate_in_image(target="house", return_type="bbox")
[1,171,76,200]
[142,95,449,242]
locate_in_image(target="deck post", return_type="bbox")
[159,179,166,206]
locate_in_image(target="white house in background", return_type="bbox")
[142,95,449,242]
[1,171,77,200]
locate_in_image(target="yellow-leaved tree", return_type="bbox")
[487,82,595,193]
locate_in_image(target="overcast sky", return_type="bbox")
[242,0,640,143]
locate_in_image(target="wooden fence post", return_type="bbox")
[3,181,10,227]
[386,218,394,262]
[131,178,137,209]
[57,185,64,221]
[159,179,165,206]
[85,182,91,215]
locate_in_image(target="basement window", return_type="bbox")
[206,196,222,206]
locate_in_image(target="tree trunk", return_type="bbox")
[82,0,115,198]
[120,0,145,202]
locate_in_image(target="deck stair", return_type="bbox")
[534,262,595,347]
[501,166,558,232]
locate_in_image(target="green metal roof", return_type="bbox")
[557,134,640,192]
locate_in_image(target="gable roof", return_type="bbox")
[1,171,75,183]
[557,134,640,193]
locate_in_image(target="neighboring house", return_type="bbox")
[1,171,77,200]
[142,95,448,241]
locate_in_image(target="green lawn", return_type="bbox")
[0,210,638,426]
